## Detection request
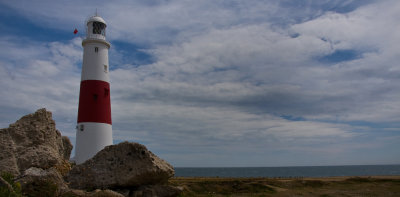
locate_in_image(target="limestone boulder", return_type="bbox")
[66,141,174,189]
[16,167,68,196]
[0,108,73,176]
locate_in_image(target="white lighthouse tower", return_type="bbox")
[75,15,112,164]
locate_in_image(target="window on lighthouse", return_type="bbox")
[93,22,106,36]
[95,47,98,53]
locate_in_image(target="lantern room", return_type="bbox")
[86,16,107,40]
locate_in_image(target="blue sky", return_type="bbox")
[0,0,399,167]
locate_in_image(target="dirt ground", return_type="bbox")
[169,176,400,197]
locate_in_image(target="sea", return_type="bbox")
[174,165,400,178]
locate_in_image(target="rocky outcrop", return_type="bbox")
[0,109,180,197]
[0,108,73,177]
[66,141,175,190]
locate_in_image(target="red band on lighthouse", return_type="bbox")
[78,80,112,124]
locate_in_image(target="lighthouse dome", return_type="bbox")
[87,16,107,26]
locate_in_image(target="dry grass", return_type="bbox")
[169,176,400,197]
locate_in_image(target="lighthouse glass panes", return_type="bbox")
[93,22,106,36]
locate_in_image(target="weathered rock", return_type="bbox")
[61,189,125,197]
[16,167,67,196]
[66,141,174,190]
[0,108,73,176]
[61,136,73,160]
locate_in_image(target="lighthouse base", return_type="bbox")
[75,122,113,164]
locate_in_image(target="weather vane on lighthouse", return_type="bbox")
[74,14,112,164]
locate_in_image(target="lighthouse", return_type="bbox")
[75,15,112,164]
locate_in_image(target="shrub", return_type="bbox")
[0,172,23,197]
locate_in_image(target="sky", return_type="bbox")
[0,0,399,167]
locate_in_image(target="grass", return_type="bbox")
[169,176,400,197]
[0,171,59,197]
[0,172,23,197]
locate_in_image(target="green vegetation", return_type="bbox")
[0,172,23,197]
[0,172,58,197]
[170,176,400,197]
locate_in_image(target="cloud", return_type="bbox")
[0,37,82,137]
[110,5,400,123]
[0,0,374,45]
[108,1,400,166]
[1,0,399,166]
[291,2,398,51]
[287,0,400,122]
[106,21,360,165]
[110,100,355,166]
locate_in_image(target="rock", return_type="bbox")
[66,141,174,190]
[16,167,67,196]
[61,136,73,160]
[61,189,125,197]
[0,108,73,176]
[0,110,179,196]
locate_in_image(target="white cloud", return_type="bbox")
[0,37,82,137]
[286,1,400,122]
[1,0,400,166]
[110,5,400,123]
[292,1,400,51]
